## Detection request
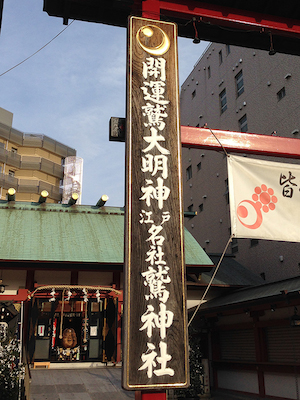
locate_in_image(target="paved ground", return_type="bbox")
[30,365,256,400]
[30,366,135,400]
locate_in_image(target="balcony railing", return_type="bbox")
[20,156,64,179]
[0,174,62,201]
[0,173,18,189]
[0,147,21,167]
[0,149,64,179]
[0,121,76,157]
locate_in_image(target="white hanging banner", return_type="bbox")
[228,155,300,242]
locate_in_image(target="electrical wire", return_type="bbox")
[0,20,75,78]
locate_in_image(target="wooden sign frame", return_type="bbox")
[123,16,189,390]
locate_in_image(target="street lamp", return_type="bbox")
[7,188,16,202]
[96,195,109,208]
[38,190,49,203]
[68,193,79,206]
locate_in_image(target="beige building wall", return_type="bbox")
[180,43,300,283]
[0,107,76,203]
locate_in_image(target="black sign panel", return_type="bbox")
[123,16,189,390]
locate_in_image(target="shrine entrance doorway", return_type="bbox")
[28,287,121,365]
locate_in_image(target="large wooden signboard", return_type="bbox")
[123,16,189,390]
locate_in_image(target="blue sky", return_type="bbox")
[0,1,208,206]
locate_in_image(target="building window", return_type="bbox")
[235,70,244,97]
[239,114,248,132]
[219,88,227,114]
[226,44,231,55]
[8,170,15,177]
[197,162,202,171]
[11,147,18,153]
[192,90,196,99]
[219,50,223,65]
[186,165,192,180]
[199,203,203,212]
[208,66,211,79]
[277,87,286,101]
[188,204,194,212]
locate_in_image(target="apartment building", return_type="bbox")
[180,43,300,283]
[0,107,76,203]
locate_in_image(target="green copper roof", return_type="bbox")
[0,202,213,266]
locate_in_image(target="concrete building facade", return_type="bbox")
[180,43,300,283]
[0,107,76,203]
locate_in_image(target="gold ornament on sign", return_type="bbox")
[136,25,170,56]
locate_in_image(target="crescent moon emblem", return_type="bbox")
[136,25,170,56]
